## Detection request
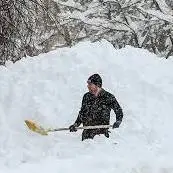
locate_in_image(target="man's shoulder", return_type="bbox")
[84,92,91,96]
[83,92,92,98]
[102,89,115,98]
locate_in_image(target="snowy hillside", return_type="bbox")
[0,40,173,173]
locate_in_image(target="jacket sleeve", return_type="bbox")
[74,94,86,127]
[110,95,123,122]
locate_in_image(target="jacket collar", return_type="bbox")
[91,88,105,98]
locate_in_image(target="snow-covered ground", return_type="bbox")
[0,40,173,173]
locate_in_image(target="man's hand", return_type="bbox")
[113,121,121,129]
[69,124,77,132]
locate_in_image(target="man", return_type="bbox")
[69,74,123,141]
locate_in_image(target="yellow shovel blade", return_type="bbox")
[25,120,48,135]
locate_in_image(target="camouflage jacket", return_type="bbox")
[74,89,123,127]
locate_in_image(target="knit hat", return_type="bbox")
[87,74,102,87]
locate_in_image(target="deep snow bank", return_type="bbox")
[0,40,173,172]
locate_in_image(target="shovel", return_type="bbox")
[25,119,112,136]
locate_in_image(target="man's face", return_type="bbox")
[87,82,98,93]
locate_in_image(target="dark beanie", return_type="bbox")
[87,74,102,87]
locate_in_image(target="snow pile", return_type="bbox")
[0,40,173,173]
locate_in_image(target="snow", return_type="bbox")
[154,0,172,15]
[139,7,173,23]
[0,40,173,172]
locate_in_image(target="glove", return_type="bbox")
[69,124,77,132]
[113,121,121,129]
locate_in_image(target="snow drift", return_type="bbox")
[0,40,173,173]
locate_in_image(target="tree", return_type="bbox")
[1,0,173,65]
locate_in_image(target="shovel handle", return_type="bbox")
[49,124,113,132]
